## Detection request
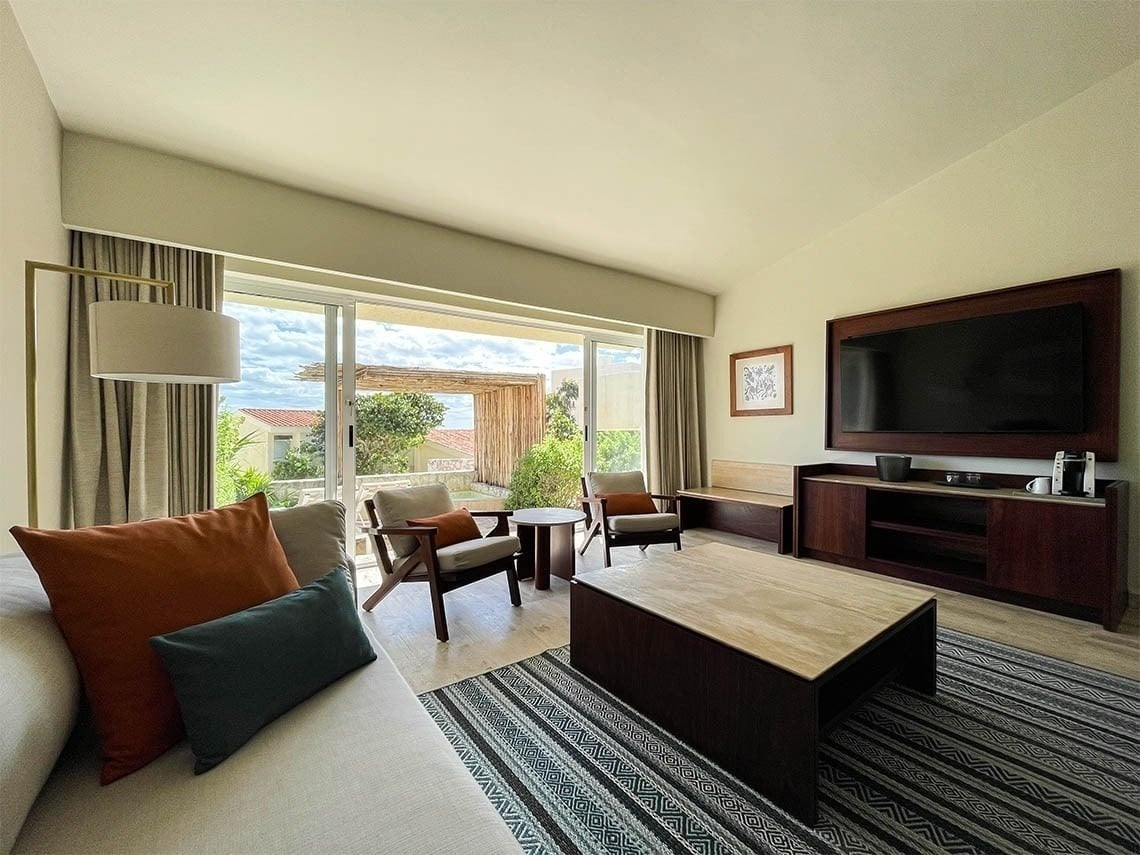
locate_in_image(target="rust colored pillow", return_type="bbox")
[599,492,659,515]
[9,493,299,784]
[407,508,482,549]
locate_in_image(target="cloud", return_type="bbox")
[220,301,599,428]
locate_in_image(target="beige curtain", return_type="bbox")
[66,232,223,525]
[645,329,705,495]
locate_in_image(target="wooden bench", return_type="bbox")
[678,460,794,553]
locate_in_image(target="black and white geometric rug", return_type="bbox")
[420,629,1140,855]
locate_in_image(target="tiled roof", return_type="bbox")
[426,428,475,455]
[238,408,320,428]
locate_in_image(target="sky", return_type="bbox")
[220,299,585,428]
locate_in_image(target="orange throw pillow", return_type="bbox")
[407,508,482,549]
[599,492,659,515]
[10,493,299,784]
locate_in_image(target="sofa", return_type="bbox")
[0,501,521,854]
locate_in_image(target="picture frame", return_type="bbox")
[730,345,793,416]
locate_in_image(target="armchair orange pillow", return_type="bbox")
[598,492,659,516]
[407,507,483,549]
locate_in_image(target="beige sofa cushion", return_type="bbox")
[0,555,81,855]
[12,626,521,854]
[271,500,356,591]
[372,484,454,557]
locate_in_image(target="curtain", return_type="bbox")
[66,232,223,526]
[644,329,705,496]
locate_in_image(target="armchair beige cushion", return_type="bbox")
[607,513,681,534]
[585,471,647,495]
[371,484,454,557]
[436,536,520,572]
[586,472,678,534]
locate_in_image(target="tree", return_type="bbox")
[503,379,586,508]
[545,378,580,441]
[305,392,446,476]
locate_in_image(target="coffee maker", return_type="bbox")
[1052,451,1095,497]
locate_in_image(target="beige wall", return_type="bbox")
[230,416,310,475]
[1,1,68,549]
[705,62,1140,590]
[60,133,715,337]
[552,361,643,431]
[409,440,471,473]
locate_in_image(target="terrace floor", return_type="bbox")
[357,527,1140,694]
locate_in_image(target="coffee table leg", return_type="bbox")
[898,601,937,695]
[534,527,551,590]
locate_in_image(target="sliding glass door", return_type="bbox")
[583,337,645,475]
[219,283,355,513]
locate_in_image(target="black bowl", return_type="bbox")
[875,455,912,482]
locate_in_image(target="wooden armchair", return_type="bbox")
[362,484,520,642]
[578,471,681,567]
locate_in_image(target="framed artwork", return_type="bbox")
[730,345,793,416]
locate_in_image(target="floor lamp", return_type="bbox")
[24,260,240,527]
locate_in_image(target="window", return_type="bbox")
[272,435,292,463]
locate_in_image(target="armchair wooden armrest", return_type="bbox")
[468,509,512,536]
[579,495,608,525]
[362,523,438,581]
[650,493,678,510]
[367,524,436,537]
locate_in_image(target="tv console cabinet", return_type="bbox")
[793,464,1129,630]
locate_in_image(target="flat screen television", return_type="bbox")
[839,303,1084,433]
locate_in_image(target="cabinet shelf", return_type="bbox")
[867,553,987,581]
[867,519,986,547]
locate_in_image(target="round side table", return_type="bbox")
[513,507,586,590]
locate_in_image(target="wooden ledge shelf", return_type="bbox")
[679,461,795,553]
[678,486,792,509]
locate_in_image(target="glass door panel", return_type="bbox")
[218,290,348,513]
[589,341,644,474]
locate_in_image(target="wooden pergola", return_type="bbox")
[296,363,545,487]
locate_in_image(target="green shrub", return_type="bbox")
[506,436,583,510]
[271,447,322,481]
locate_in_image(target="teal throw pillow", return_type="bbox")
[150,566,376,774]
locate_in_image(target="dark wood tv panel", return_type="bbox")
[826,269,1121,460]
[793,464,1129,631]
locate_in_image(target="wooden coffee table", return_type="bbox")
[513,507,586,590]
[570,542,936,824]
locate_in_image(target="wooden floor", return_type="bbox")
[357,528,1140,694]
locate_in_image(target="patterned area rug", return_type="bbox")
[420,629,1140,855]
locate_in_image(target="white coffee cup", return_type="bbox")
[1026,476,1052,495]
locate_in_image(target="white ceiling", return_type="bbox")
[11,1,1139,294]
